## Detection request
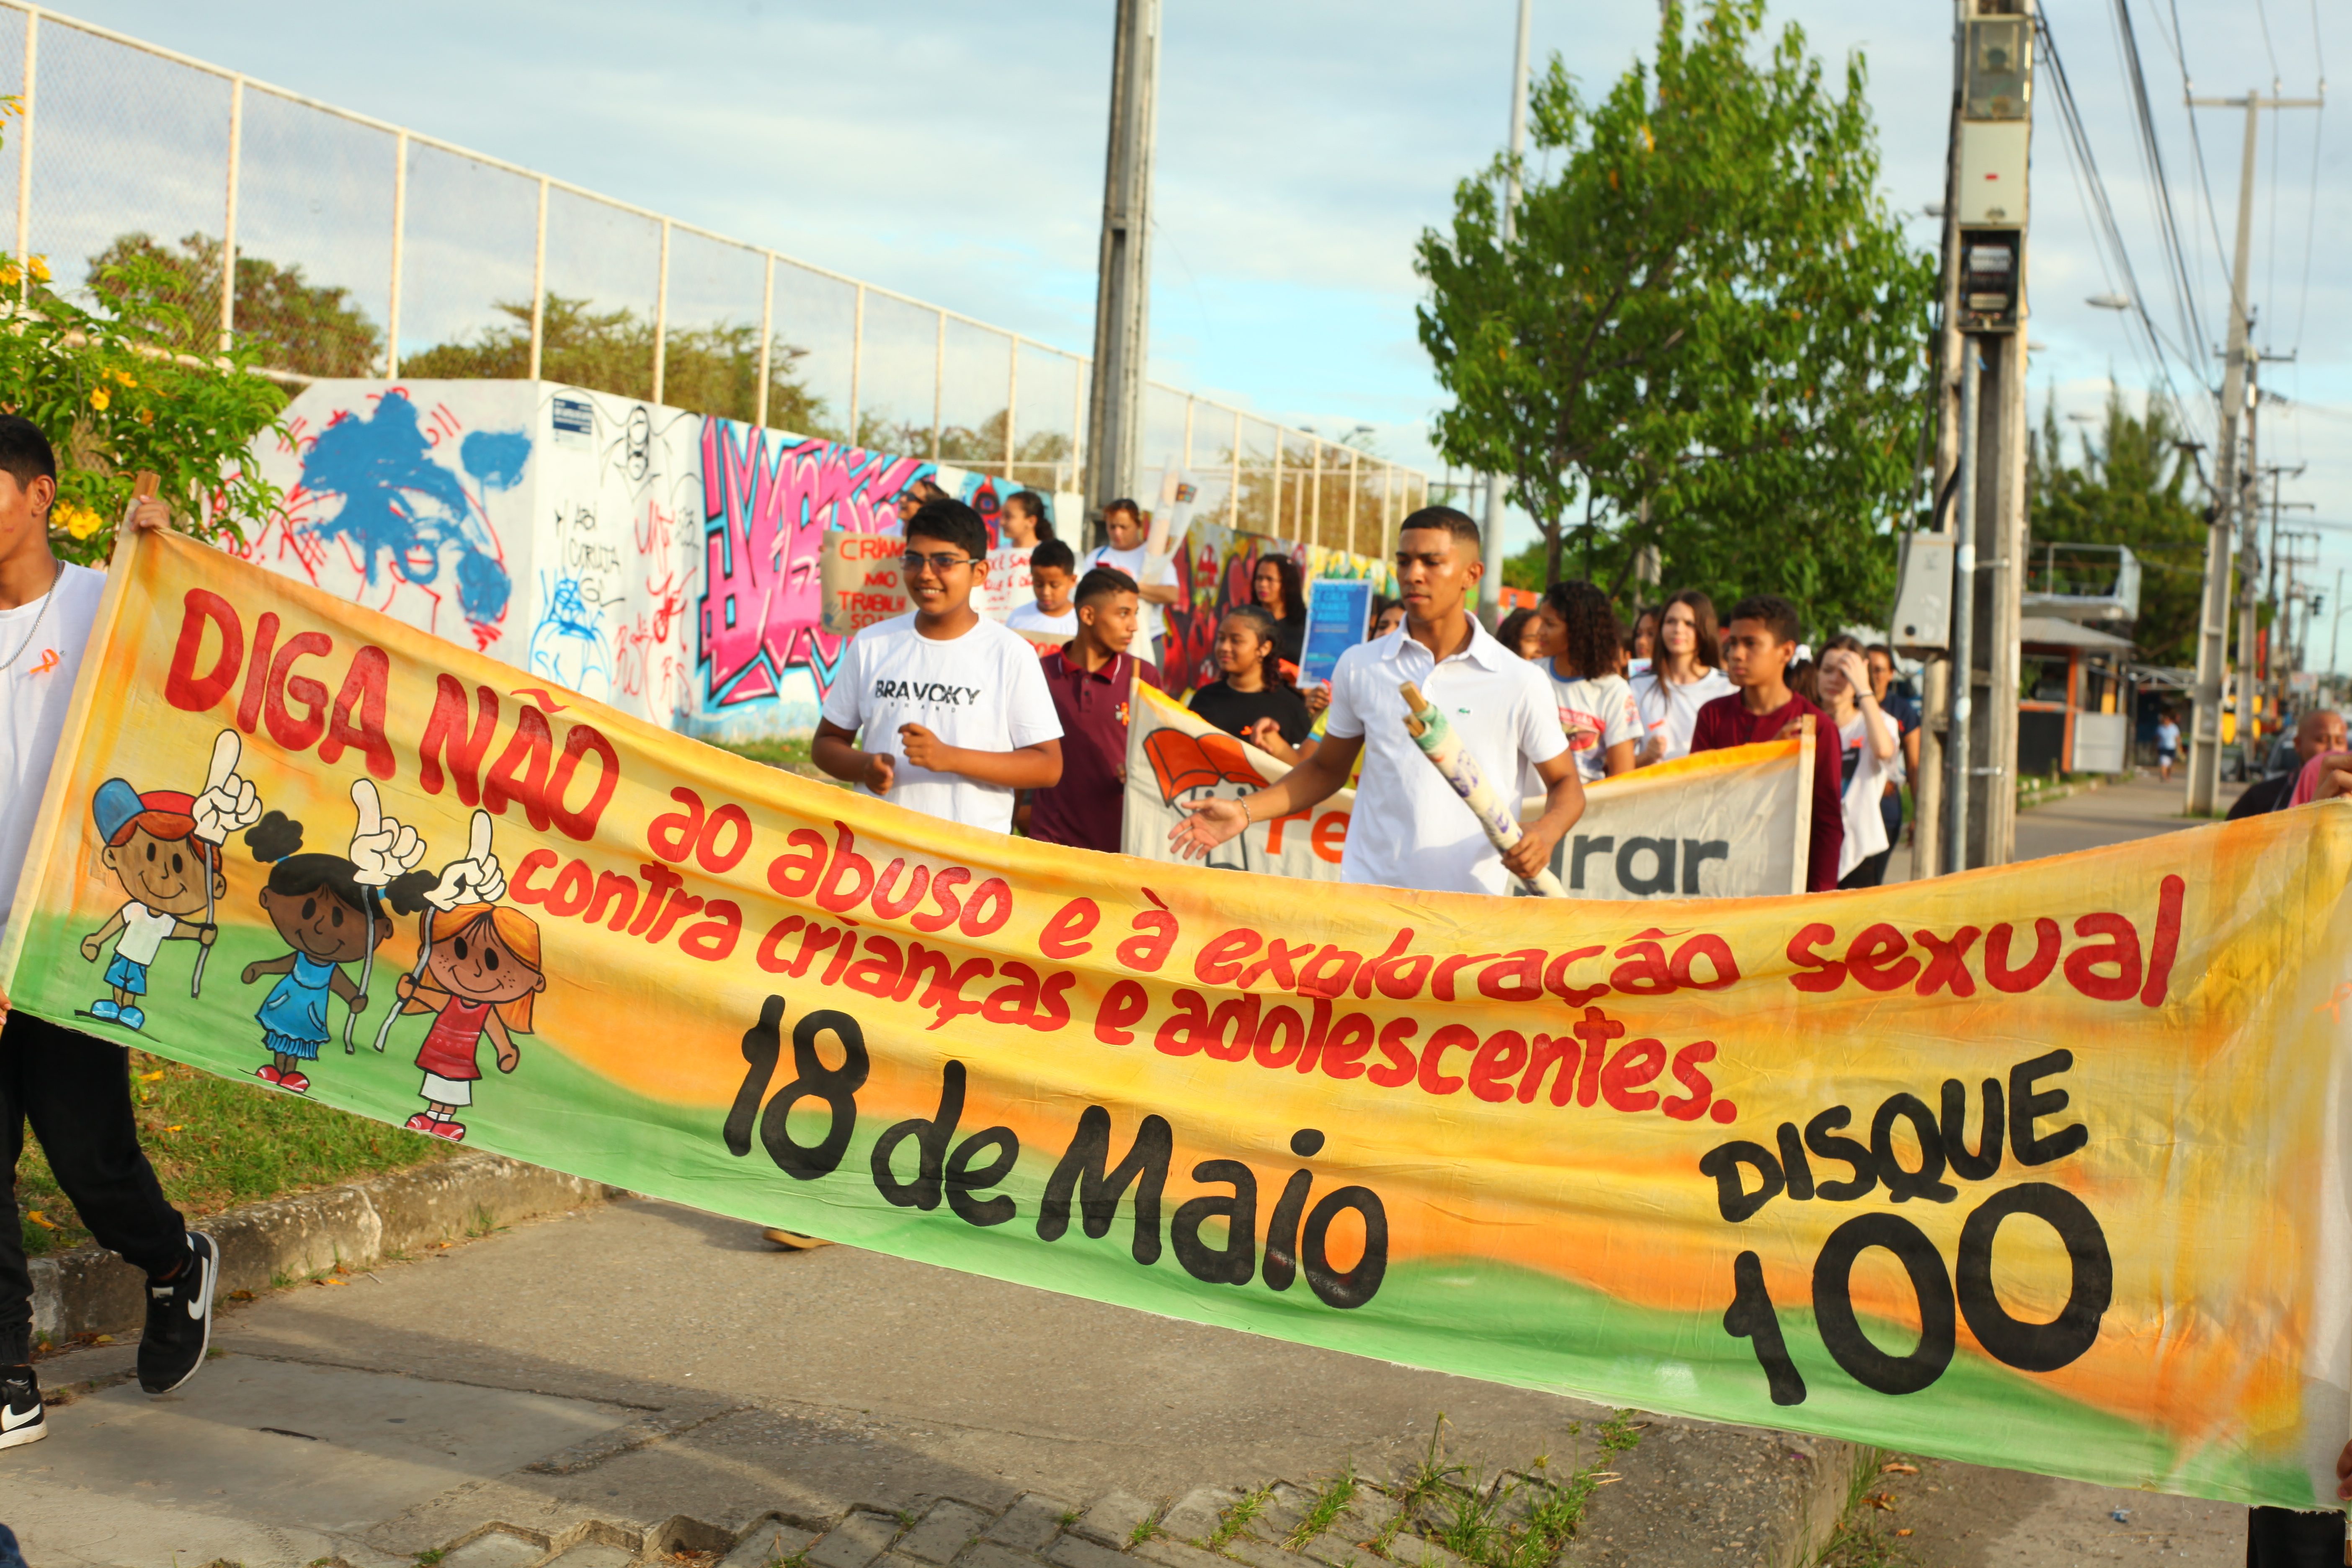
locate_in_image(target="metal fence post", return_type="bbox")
[755,251,774,430]
[652,216,670,404]
[15,6,34,299]
[527,176,547,382]
[1349,450,1362,557]
[849,282,865,447]
[1069,355,1086,496]
[931,308,944,462]
[220,75,242,351]
[386,127,406,377]
[1310,439,1322,551]
[1228,408,1241,527]
[1271,432,1285,539]
[1004,333,1019,481]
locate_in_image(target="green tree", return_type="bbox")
[84,231,384,378]
[2030,392,2211,669]
[403,294,830,434]
[0,249,289,564]
[1416,0,1934,634]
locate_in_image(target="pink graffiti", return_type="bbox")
[698,422,931,707]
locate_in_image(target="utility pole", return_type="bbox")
[2236,345,2261,778]
[2183,84,2324,814]
[1478,0,1533,627]
[1911,0,2032,877]
[1084,0,1160,531]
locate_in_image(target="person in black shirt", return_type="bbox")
[2228,708,2347,819]
[1189,606,1313,762]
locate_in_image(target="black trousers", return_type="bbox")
[1838,847,1893,890]
[0,1008,186,1364]
[2248,1506,2346,1565]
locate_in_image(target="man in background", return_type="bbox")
[1027,568,1144,853]
[2228,708,2347,820]
[1691,594,1844,892]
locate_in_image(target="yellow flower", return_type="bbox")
[89,386,108,411]
[55,501,103,539]
[112,369,136,387]
[137,406,154,426]
[25,1211,54,1230]
[31,255,51,283]
[0,264,20,288]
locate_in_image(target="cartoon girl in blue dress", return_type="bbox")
[237,811,423,1093]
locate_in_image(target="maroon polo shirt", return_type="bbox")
[1029,647,1138,853]
[1690,689,1844,893]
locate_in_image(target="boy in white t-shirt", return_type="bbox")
[0,415,220,1441]
[1006,539,1078,639]
[815,497,1064,833]
[1080,498,1179,664]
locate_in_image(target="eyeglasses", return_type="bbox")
[900,551,975,573]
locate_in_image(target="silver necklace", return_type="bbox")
[0,560,64,673]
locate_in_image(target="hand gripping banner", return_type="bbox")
[7,533,2352,1510]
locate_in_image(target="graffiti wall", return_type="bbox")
[244,381,703,730]
[245,384,1078,744]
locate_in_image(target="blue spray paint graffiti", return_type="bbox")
[529,571,611,699]
[297,393,522,633]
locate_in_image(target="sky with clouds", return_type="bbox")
[50,0,2352,662]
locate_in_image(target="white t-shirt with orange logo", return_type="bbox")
[0,562,105,940]
[1545,668,1643,782]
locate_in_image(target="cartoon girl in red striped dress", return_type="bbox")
[392,903,544,1142]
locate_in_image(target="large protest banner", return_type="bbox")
[1122,686,1809,897]
[8,532,2352,1511]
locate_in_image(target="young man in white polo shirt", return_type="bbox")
[1169,507,1584,895]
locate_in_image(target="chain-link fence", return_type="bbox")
[3,2,1425,556]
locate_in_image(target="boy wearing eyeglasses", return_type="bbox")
[813,497,1064,831]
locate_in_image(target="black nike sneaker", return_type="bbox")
[137,1230,217,1395]
[0,1364,44,1450]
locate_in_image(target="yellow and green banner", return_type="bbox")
[6,532,2352,1509]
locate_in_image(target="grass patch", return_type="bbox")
[1814,1449,1912,1567]
[16,1051,453,1256]
[1207,1487,1275,1551]
[1376,1411,1642,1568]
[1283,1465,1359,1550]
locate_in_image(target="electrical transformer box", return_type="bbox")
[1890,531,1957,656]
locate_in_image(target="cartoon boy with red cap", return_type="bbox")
[75,733,260,1030]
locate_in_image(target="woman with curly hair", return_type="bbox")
[1535,580,1642,781]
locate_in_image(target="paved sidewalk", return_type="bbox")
[7,1201,1836,1568]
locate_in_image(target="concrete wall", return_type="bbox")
[243,381,1079,742]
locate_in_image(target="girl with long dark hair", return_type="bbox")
[1630,589,1733,763]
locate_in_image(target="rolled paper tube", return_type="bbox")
[1399,680,1568,897]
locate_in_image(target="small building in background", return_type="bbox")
[2019,617,2136,775]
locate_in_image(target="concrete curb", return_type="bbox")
[398,1437,1869,1568]
[29,1151,622,1343]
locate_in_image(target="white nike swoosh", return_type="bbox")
[1,1401,40,1431]
[187,1253,210,1319]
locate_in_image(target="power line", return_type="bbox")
[2107,0,2213,382]
[2254,0,2282,85]
[2292,6,2326,352]
[2161,0,2236,298]
[2044,8,2208,443]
